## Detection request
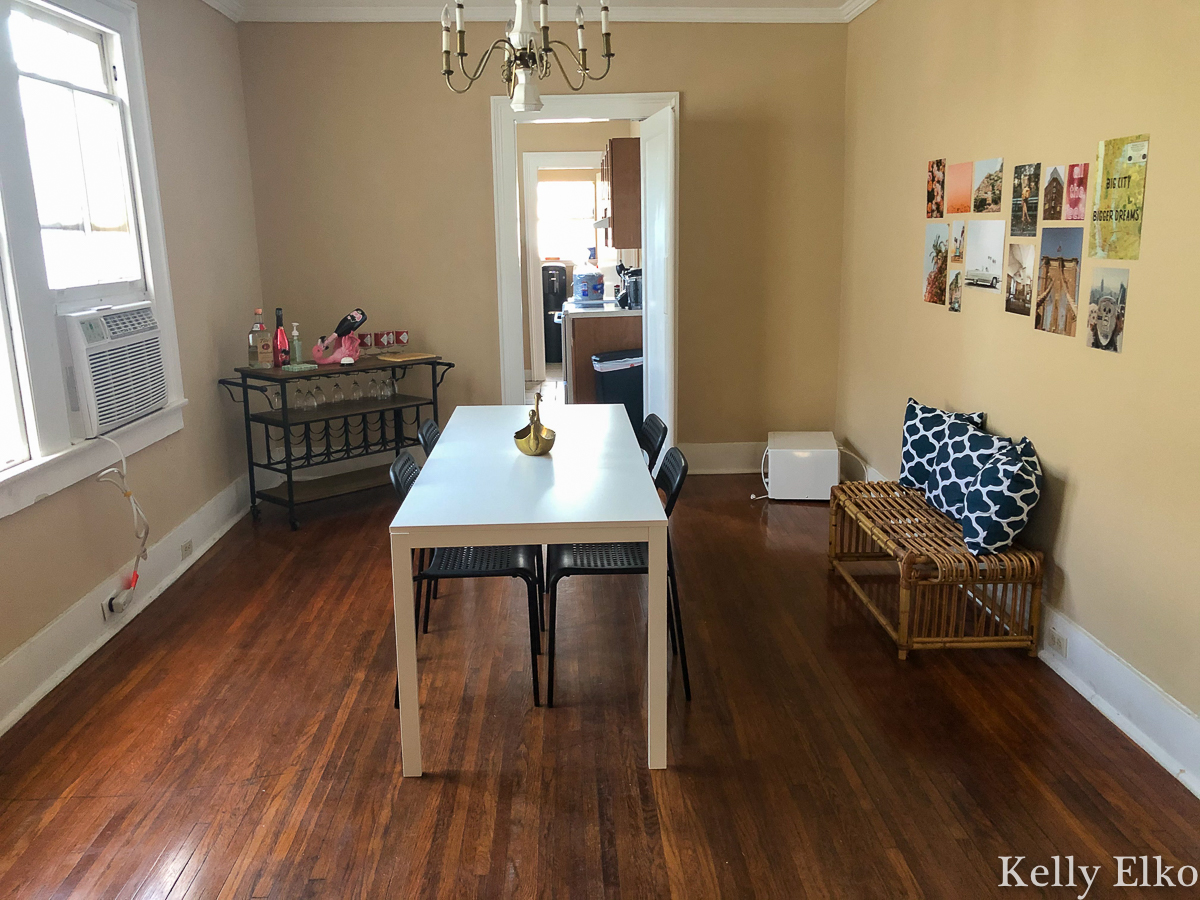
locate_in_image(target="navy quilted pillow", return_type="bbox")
[961,439,1042,554]
[899,399,987,490]
[925,420,1012,521]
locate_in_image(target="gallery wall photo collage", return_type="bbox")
[923,134,1148,354]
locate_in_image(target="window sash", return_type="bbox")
[9,3,146,299]
[16,69,146,293]
[0,242,29,472]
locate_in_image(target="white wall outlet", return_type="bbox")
[180,539,193,560]
[1047,627,1068,657]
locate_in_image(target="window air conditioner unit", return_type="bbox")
[59,300,168,440]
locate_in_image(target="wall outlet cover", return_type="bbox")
[1047,628,1068,657]
[180,540,193,560]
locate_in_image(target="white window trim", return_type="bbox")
[0,400,183,517]
[0,0,186,516]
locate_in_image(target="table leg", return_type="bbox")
[390,529,423,775]
[647,523,668,769]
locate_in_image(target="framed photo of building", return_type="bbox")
[1042,165,1065,221]
[1035,227,1084,336]
[1004,243,1036,315]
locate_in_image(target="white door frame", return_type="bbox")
[490,91,679,405]
[522,150,604,383]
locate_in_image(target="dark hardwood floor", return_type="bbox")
[1,475,1197,898]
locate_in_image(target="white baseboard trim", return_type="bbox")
[0,475,250,739]
[677,441,767,475]
[1040,605,1200,800]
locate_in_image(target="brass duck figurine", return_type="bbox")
[514,392,556,456]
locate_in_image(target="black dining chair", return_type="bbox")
[638,413,668,471]
[544,446,691,707]
[418,418,440,457]
[390,450,545,707]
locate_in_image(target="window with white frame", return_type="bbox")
[0,0,181,485]
[11,4,143,289]
[536,177,618,270]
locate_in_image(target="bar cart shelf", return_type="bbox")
[220,353,453,529]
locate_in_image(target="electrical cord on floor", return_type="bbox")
[750,441,873,501]
[96,434,149,614]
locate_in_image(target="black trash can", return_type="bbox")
[592,349,643,431]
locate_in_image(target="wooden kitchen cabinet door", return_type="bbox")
[602,138,641,250]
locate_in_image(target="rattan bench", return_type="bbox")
[828,481,1042,659]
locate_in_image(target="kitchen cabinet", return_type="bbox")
[561,302,642,404]
[597,137,641,250]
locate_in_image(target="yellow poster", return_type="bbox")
[1089,134,1149,260]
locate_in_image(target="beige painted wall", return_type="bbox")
[837,0,1200,713]
[0,0,262,660]
[237,22,847,442]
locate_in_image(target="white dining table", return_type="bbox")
[388,403,670,776]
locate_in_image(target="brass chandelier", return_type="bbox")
[440,0,614,112]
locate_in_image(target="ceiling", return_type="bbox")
[204,0,878,24]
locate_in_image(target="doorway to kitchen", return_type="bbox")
[491,92,678,449]
[522,149,606,403]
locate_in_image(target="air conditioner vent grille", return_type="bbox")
[101,307,157,337]
[88,337,167,430]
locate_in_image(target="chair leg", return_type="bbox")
[413,576,422,634]
[548,579,558,708]
[535,549,546,631]
[667,597,678,657]
[667,564,696,705]
[667,535,696,705]
[524,577,541,707]
[394,679,399,710]
[433,578,440,598]
[421,576,433,634]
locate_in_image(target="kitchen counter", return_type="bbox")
[561,302,643,404]
[561,300,643,317]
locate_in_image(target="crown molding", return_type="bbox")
[202,0,248,20]
[209,0,877,24]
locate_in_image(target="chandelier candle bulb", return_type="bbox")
[441,5,452,57]
[600,5,609,34]
[575,5,585,50]
[454,1,463,31]
[539,0,547,28]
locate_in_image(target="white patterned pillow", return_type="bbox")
[898,399,987,490]
[961,439,1042,554]
[925,419,1012,521]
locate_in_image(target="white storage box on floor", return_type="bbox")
[763,431,840,500]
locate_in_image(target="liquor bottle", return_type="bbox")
[249,308,272,367]
[273,307,290,368]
